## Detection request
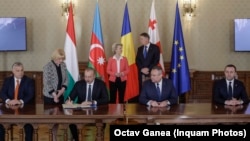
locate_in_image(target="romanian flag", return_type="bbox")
[88,2,109,92]
[64,2,79,101]
[121,1,139,101]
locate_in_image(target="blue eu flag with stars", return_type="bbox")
[170,2,191,96]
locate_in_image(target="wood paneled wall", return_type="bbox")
[0,71,43,103]
[189,71,250,103]
[1,62,250,103]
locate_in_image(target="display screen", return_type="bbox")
[234,19,250,51]
[0,17,27,51]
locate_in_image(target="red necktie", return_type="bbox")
[14,79,20,100]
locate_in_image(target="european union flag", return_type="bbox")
[170,2,191,95]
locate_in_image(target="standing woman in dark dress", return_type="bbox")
[43,48,68,141]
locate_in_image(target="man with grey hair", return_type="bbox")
[139,66,177,107]
[0,62,35,141]
[136,32,160,95]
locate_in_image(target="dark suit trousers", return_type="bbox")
[24,124,34,141]
[109,77,126,103]
[69,124,79,141]
[0,124,4,140]
[0,124,33,141]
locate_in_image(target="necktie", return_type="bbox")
[228,81,233,98]
[156,83,161,101]
[14,79,20,100]
[87,85,92,101]
[143,46,147,58]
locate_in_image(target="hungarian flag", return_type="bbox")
[148,0,165,76]
[64,2,79,101]
[88,2,109,90]
[121,1,139,101]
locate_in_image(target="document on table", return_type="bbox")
[62,104,92,109]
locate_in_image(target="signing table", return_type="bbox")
[124,103,250,124]
[0,103,124,141]
[1,103,250,141]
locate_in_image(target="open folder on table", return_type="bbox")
[62,104,96,109]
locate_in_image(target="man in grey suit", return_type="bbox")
[139,66,178,107]
[213,64,249,105]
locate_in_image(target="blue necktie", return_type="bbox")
[143,46,147,58]
[156,83,161,101]
[228,82,233,98]
[87,84,92,101]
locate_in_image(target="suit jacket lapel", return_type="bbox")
[92,80,97,99]
[11,77,15,98]
[223,79,231,99]
[162,79,167,99]
[233,80,239,96]
[82,81,87,101]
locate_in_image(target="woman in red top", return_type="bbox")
[107,43,129,103]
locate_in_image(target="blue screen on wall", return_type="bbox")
[234,19,250,51]
[0,17,27,51]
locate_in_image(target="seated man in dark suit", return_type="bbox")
[65,67,109,141]
[139,66,178,107]
[0,62,35,141]
[213,64,249,105]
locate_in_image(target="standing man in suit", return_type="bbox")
[136,32,160,94]
[139,66,178,107]
[0,62,34,141]
[66,67,109,141]
[213,64,249,105]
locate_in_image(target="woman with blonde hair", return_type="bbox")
[43,48,68,141]
[43,48,68,104]
[107,43,129,103]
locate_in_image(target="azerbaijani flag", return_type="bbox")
[121,1,139,101]
[64,2,79,101]
[88,2,109,91]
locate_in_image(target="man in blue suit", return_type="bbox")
[136,32,160,94]
[139,66,178,107]
[0,62,35,141]
[213,64,249,105]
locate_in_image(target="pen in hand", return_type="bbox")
[67,96,72,104]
